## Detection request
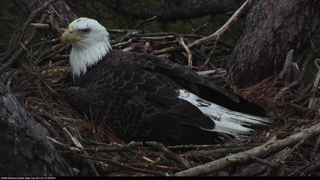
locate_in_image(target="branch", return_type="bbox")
[178,37,193,68]
[109,0,247,22]
[274,50,319,104]
[187,0,252,49]
[151,0,251,56]
[175,122,320,176]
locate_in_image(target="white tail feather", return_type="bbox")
[178,89,271,137]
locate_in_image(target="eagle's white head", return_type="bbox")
[61,17,112,77]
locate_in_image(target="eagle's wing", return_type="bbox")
[67,50,218,145]
[132,51,266,117]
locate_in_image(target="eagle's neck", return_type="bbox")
[70,38,112,77]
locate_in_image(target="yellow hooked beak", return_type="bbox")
[60,27,87,45]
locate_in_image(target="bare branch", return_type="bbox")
[176,123,320,176]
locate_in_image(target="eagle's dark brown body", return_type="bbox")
[66,50,268,145]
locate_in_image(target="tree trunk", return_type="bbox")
[0,0,78,176]
[0,83,74,176]
[222,0,320,88]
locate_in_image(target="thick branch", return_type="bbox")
[108,0,246,22]
[176,123,320,176]
[0,82,74,176]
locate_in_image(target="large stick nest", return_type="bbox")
[1,11,320,177]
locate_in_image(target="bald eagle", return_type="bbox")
[61,17,273,145]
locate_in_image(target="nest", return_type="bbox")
[1,7,320,177]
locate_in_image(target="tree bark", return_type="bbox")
[0,83,74,176]
[222,0,320,88]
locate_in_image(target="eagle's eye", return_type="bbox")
[82,29,91,34]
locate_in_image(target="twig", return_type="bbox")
[186,146,254,162]
[301,158,320,176]
[187,0,252,49]
[277,161,286,176]
[64,127,99,176]
[123,162,181,172]
[250,155,279,168]
[308,69,320,109]
[30,23,50,29]
[134,16,157,30]
[146,141,192,169]
[140,35,175,40]
[279,136,310,163]
[31,112,63,142]
[311,134,320,160]
[165,143,263,150]
[112,38,138,48]
[119,151,138,163]
[233,147,291,176]
[274,51,318,104]
[288,159,317,176]
[87,142,143,152]
[39,111,72,144]
[107,29,129,34]
[47,136,80,152]
[75,154,167,176]
[152,46,184,55]
[191,23,209,34]
[178,37,193,68]
[198,35,220,71]
[289,104,310,113]
[55,142,143,155]
[143,42,150,53]
[197,69,227,78]
[279,49,294,79]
